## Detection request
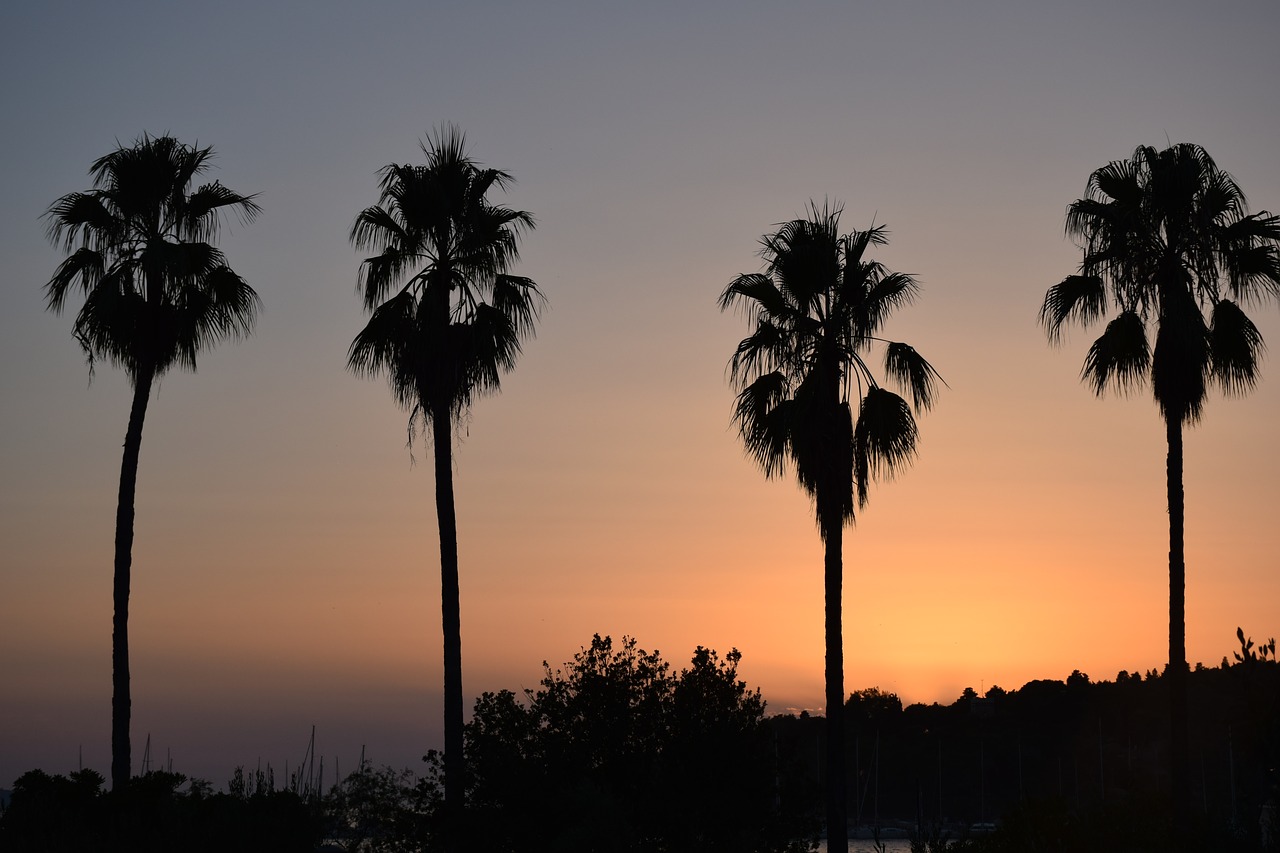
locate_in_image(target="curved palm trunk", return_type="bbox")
[1166,417,1189,840]
[824,518,849,853]
[431,404,464,846]
[111,366,154,791]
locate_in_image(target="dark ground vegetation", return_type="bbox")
[3,630,1276,852]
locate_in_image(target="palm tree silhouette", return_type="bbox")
[1040,143,1280,835]
[720,203,941,853]
[347,126,543,837]
[43,134,261,791]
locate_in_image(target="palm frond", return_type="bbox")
[70,268,146,377]
[347,290,420,410]
[1209,299,1265,395]
[884,342,944,411]
[727,318,792,385]
[376,163,421,209]
[184,182,262,238]
[1222,210,1280,243]
[421,124,470,171]
[764,216,839,315]
[170,141,207,189]
[45,248,106,312]
[1224,242,1280,304]
[358,249,416,310]
[852,387,918,508]
[1066,197,1121,246]
[731,372,793,479]
[718,273,789,317]
[191,265,261,338]
[453,207,528,283]
[1198,168,1246,225]
[157,263,259,373]
[466,303,523,383]
[1220,212,1280,304]
[489,274,545,338]
[350,205,411,254]
[841,223,890,268]
[1086,157,1142,208]
[1081,310,1150,396]
[1040,275,1107,341]
[43,192,118,250]
[467,166,518,202]
[859,271,919,336]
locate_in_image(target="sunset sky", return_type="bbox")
[2,1,1278,789]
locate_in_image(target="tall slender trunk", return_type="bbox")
[1166,416,1189,841]
[432,404,464,845]
[112,366,154,791]
[824,517,848,853]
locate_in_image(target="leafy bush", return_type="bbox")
[423,634,817,852]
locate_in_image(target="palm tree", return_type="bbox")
[720,203,941,853]
[43,134,261,791]
[1040,143,1280,833]
[347,126,543,837]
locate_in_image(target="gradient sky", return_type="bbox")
[2,0,1278,788]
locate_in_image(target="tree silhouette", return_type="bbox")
[436,635,813,852]
[1040,142,1280,840]
[347,125,543,843]
[43,134,261,792]
[720,203,941,852]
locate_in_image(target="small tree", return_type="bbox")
[324,764,426,852]
[429,635,815,852]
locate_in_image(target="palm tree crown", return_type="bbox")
[348,126,543,433]
[1040,143,1280,419]
[720,203,942,529]
[45,133,261,380]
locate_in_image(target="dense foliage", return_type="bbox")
[781,631,1280,852]
[421,635,817,852]
[0,768,318,853]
